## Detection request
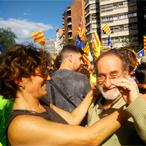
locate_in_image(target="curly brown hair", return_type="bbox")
[0,44,50,100]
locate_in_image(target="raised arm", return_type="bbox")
[50,89,100,125]
[8,105,129,145]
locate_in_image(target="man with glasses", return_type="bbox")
[86,49,146,145]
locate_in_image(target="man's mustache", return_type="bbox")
[102,85,117,91]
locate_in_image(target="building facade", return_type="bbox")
[56,27,64,54]
[62,0,85,41]
[84,0,100,43]
[38,39,55,54]
[100,0,138,49]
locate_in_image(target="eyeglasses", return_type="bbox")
[31,69,48,80]
[97,72,123,83]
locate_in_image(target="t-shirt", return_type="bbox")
[44,69,92,113]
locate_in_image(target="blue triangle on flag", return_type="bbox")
[137,49,144,58]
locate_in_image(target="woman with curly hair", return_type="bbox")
[0,44,129,145]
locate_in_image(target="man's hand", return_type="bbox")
[111,78,139,105]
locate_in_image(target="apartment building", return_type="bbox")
[62,6,72,40]
[38,38,55,54]
[100,0,138,49]
[62,0,85,41]
[56,27,64,54]
[84,0,100,43]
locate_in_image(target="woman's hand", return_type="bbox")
[111,78,139,105]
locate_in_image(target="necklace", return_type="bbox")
[12,109,38,114]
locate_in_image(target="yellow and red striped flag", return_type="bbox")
[101,23,111,35]
[83,42,90,55]
[77,18,85,41]
[31,30,46,45]
[93,29,103,59]
[83,54,90,66]
[133,50,140,60]
[144,36,146,56]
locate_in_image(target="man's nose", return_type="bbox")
[103,77,112,88]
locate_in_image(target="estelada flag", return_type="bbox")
[31,30,46,45]
[83,42,90,55]
[133,50,140,60]
[93,29,103,59]
[77,17,85,41]
[101,23,111,35]
[144,36,146,56]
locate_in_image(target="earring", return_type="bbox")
[22,86,25,89]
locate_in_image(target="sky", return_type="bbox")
[0,0,74,44]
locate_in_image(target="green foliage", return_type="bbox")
[0,28,17,50]
[133,43,143,53]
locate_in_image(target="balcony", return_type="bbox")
[67,6,71,11]
[68,29,72,32]
[62,14,64,19]
[67,14,71,18]
[62,21,64,25]
[67,21,72,25]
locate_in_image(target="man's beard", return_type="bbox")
[97,83,121,100]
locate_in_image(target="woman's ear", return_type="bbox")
[14,77,25,87]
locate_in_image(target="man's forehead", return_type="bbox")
[97,55,123,73]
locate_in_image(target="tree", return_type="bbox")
[0,28,17,50]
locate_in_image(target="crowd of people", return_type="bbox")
[0,43,146,145]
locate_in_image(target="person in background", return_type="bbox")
[44,44,91,112]
[87,49,146,145]
[0,44,130,145]
[135,63,146,93]
[0,96,13,145]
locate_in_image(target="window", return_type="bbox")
[124,25,128,30]
[129,23,137,30]
[86,16,90,24]
[85,6,89,15]
[128,0,136,6]
[102,15,113,22]
[113,27,118,32]
[92,13,99,20]
[133,35,138,41]
[119,3,123,7]
[119,13,128,19]
[113,15,118,20]
[102,39,108,43]
[90,4,98,11]
[101,4,113,12]
[112,37,118,42]
[120,25,124,30]
[113,4,117,9]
